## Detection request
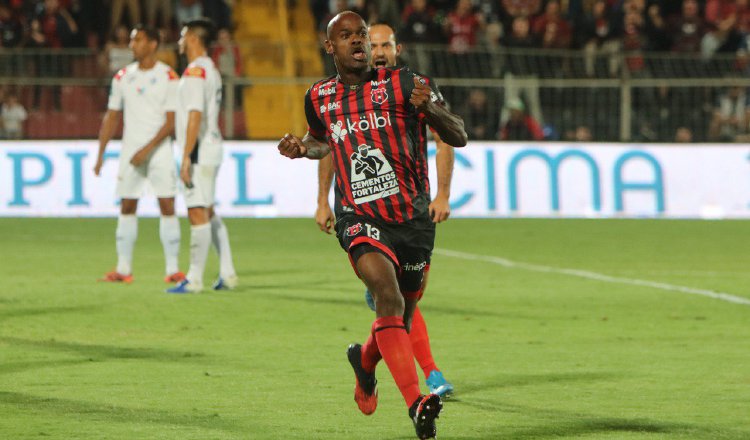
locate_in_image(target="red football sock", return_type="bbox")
[361,324,382,373]
[373,316,422,406]
[409,306,438,378]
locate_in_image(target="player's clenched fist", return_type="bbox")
[409,76,432,112]
[278,133,308,159]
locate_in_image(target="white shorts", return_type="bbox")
[116,155,177,199]
[183,164,219,208]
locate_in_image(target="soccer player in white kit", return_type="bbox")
[167,18,238,294]
[94,25,184,284]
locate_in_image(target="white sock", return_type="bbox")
[160,215,181,275]
[187,223,211,286]
[115,214,138,275]
[210,215,236,279]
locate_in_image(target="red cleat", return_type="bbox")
[347,343,378,415]
[164,271,186,283]
[98,271,133,283]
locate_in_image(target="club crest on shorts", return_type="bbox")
[371,88,388,105]
[346,223,363,237]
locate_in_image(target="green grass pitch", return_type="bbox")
[1,218,749,439]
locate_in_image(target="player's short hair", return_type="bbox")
[184,17,216,48]
[132,24,161,45]
[368,22,398,43]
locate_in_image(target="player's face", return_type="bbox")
[326,13,371,73]
[369,25,400,68]
[129,30,154,61]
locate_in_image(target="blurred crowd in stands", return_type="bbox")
[1,0,750,142]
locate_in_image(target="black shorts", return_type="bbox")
[335,214,435,299]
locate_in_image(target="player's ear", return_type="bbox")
[324,40,334,55]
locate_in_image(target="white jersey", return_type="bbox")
[176,55,223,165]
[107,61,178,162]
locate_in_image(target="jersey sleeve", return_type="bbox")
[304,88,326,140]
[399,68,446,120]
[107,69,125,111]
[165,68,179,112]
[181,66,206,113]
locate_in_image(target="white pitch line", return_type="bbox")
[434,248,750,307]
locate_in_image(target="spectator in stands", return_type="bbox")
[155,27,178,69]
[444,0,484,53]
[578,0,621,77]
[399,0,443,44]
[703,0,744,57]
[367,0,401,30]
[501,0,542,24]
[708,85,750,141]
[0,3,24,48]
[1,92,28,139]
[501,97,545,141]
[30,0,79,110]
[146,0,172,30]
[212,28,243,108]
[175,0,204,26]
[100,24,134,76]
[674,126,694,142]
[533,0,573,49]
[502,15,539,73]
[461,88,499,140]
[668,0,707,53]
[111,0,141,29]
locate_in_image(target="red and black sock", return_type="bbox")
[409,306,438,378]
[373,316,421,406]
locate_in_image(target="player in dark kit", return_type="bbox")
[277,11,467,440]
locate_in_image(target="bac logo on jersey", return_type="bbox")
[371,88,388,105]
[319,102,341,114]
[346,223,362,237]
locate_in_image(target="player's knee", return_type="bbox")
[372,286,404,316]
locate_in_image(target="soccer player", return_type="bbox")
[278,12,467,440]
[314,23,455,399]
[94,24,183,284]
[167,18,238,294]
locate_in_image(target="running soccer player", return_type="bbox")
[167,18,238,294]
[314,23,455,398]
[94,25,183,284]
[278,12,467,440]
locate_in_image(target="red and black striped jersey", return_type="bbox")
[305,67,445,224]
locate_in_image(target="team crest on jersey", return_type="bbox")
[167,69,179,80]
[371,88,388,105]
[349,144,398,204]
[330,121,348,142]
[184,66,206,78]
[345,223,363,237]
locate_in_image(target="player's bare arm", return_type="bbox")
[131,111,175,166]
[315,156,335,234]
[277,132,330,159]
[180,110,202,187]
[94,109,122,176]
[429,132,455,223]
[410,77,468,148]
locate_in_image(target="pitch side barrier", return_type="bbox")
[0,140,748,218]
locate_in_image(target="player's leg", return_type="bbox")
[103,198,138,282]
[208,206,238,290]
[101,161,144,283]
[167,164,212,293]
[151,156,183,282]
[157,197,183,282]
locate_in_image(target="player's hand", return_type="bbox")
[180,160,193,189]
[409,76,433,112]
[315,203,335,234]
[130,147,150,166]
[278,133,307,159]
[93,157,103,176]
[429,193,451,223]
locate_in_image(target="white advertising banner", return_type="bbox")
[1,140,749,218]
